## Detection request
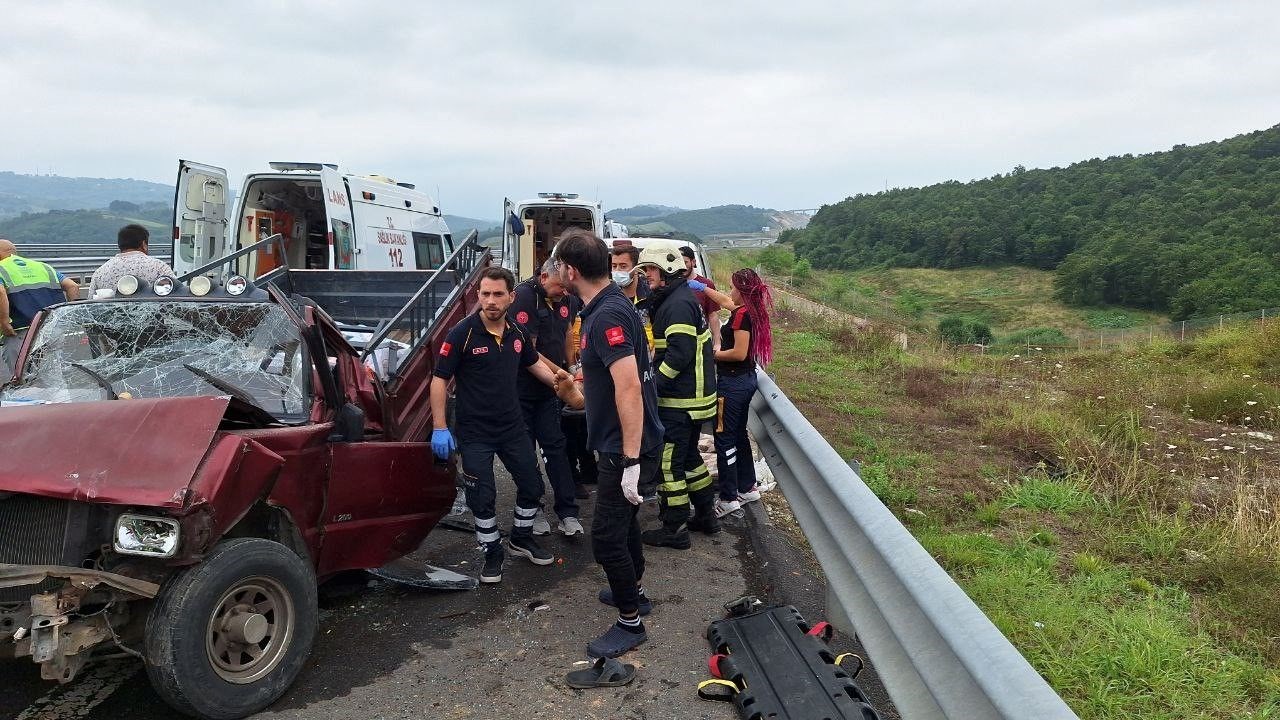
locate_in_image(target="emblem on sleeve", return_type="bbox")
[606,326,626,347]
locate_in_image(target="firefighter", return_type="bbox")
[551,228,664,658]
[635,239,719,549]
[429,267,577,584]
[509,259,583,535]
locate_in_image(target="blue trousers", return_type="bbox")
[714,371,758,501]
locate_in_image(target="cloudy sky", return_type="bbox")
[2,1,1278,218]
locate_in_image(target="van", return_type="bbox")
[173,160,453,277]
[501,192,627,280]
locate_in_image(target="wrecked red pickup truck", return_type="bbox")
[0,232,488,719]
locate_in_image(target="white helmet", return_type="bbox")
[636,239,685,276]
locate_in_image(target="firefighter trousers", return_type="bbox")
[656,406,715,528]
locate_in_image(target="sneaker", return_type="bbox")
[447,488,469,517]
[688,513,721,535]
[507,535,555,565]
[558,517,585,536]
[714,498,743,518]
[587,621,648,658]
[739,485,762,503]
[532,508,551,536]
[480,544,504,584]
[641,525,691,550]
[598,588,653,616]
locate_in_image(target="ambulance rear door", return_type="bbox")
[500,197,515,273]
[172,160,230,276]
[322,165,356,269]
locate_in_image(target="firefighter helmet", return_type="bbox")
[636,239,686,276]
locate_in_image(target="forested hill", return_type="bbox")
[792,125,1280,319]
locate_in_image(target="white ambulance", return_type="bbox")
[501,193,627,280]
[173,160,453,277]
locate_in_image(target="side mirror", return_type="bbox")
[329,402,366,443]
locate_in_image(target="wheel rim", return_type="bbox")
[206,576,295,684]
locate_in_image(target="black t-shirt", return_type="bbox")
[718,306,756,376]
[509,278,580,400]
[433,312,538,438]
[579,284,663,455]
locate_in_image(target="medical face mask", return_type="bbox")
[612,270,635,287]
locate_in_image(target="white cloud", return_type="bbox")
[1,0,1278,217]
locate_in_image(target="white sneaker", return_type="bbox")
[447,488,469,516]
[739,486,762,503]
[714,498,742,518]
[557,517,585,536]
[532,509,551,536]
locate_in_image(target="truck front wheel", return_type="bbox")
[144,538,318,720]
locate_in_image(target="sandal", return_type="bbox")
[565,657,636,689]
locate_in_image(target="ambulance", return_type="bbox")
[173,160,453,277]
[501,192,627,280]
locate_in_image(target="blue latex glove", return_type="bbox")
[431,428,456,460]
[686,278,707,292]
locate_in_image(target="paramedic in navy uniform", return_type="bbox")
[552,229,665,659]
[429,267,575,584]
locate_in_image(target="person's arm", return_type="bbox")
[655,305,696,382]
[609,354,643,458]
[430,376,450,429]
[61,276,79,301]
[0,285,13,336]
[715,329,751,362]
[700,285,736,311]
[708,307,722,352]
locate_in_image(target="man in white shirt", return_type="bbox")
[89,224,175,294]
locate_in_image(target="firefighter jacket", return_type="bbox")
[647,278,717,421]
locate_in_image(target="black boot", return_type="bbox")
[641,523,691,550]
[687,490,721,535]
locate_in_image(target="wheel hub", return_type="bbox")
[206,577,295,684]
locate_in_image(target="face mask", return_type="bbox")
[612,270,635,287]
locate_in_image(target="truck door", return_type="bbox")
[500,197,515,273]
[322,166,356,269]
[172,160,230,276]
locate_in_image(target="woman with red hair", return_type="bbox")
[686,268,773,518]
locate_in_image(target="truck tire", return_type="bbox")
[144,538,318,720]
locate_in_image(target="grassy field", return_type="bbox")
[710,248,1167,341]
[706,249,1280,718]
[759,310,1280,719]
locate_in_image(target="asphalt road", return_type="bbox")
[3,470,893,720]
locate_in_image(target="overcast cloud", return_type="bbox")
[1,0,1278,218]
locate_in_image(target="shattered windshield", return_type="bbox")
[0,301,308,419]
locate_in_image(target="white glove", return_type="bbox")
[621,463,642,505]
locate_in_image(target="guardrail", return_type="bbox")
[24,244,173,282]
[747,369,1078,720]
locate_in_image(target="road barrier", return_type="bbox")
[747,369,1078,720]
[23,244,174,282]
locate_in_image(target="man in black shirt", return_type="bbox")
[553,229,664,659]
[430,267,573,584]
[509,260,583,535]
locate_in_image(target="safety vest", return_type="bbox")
[0,255,64,329]
[649,280,717,420]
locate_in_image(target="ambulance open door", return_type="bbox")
[501,198,515,273]
[322,165,356,269]
[172,160,230,277]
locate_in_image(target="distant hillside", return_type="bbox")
[444,215,499,235]
[792,125,1280,319]
[0,172,171,218]
[0,202,170,245]
[627,204,775,238]
[606,205,683,223]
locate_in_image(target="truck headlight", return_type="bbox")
[114,514,181,558]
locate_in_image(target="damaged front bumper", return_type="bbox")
[0,563,159,682]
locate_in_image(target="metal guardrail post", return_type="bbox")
[747,369,1078,720]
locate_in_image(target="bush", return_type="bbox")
[938,315,993,345]
[1004,327,1071,346]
